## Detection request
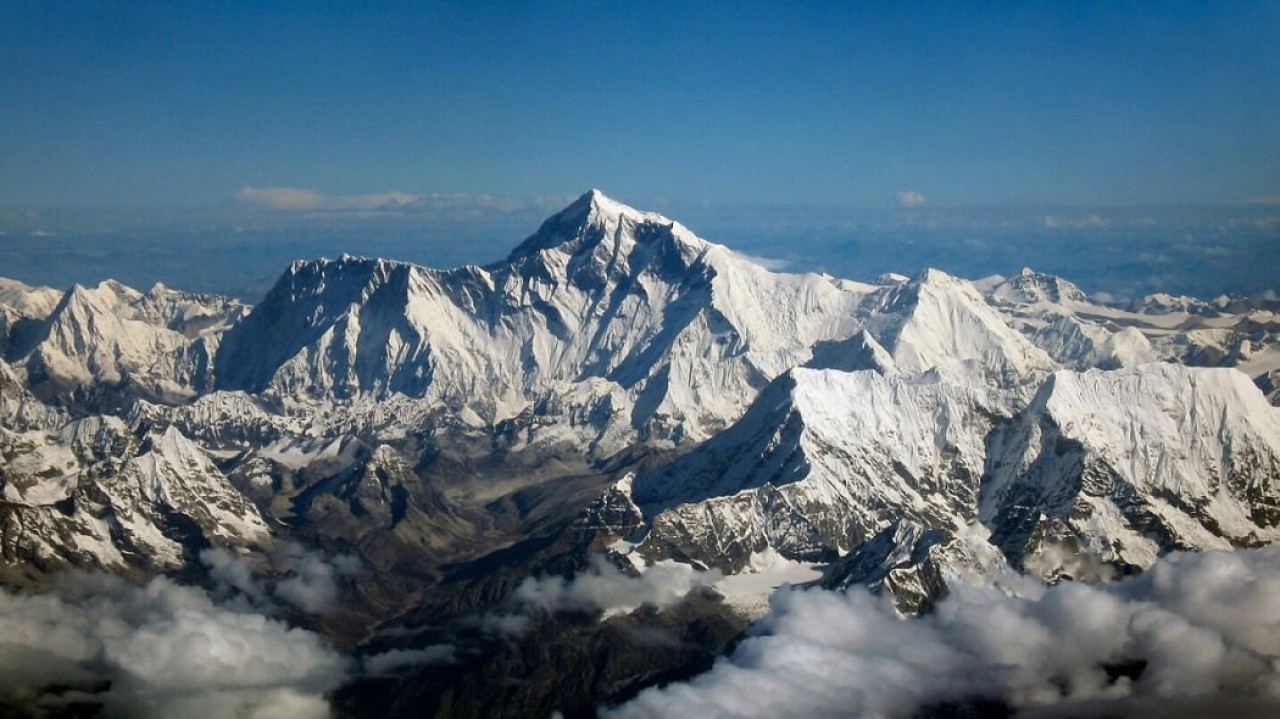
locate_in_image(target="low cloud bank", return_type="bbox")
[0,545,362,717]
[609,547,1280,719]
[513,557,718,616]
[0,573,349,718]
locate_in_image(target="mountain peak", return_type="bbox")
[990,267,1089,306]
[911,267,961,287]
[507,190,704,262]
[577,188,650,221]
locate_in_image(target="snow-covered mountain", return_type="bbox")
[1,413,268,576]
[982,363,1280,579]
[2,190,1280,717]
[608,367,999,572]
[597,359,1280,604]
[850,268,1058,390]
[3,192,1278,590]
[2,279,246,411]
[215,190,871,447]
[986,267,1280,381]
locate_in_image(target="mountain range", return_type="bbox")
[2,191,1278,717]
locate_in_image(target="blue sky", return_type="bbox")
[3,1,1279,209]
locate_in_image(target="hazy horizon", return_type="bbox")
[2,191,1277,304]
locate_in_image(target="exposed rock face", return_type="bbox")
[1,418,268,576]
[981,363,1280,579]
[822,520,1012,614]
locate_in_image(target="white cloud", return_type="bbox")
[233,187,582,221]
[471,611,532,637]
[237,186,417,212]
[341,191,419,209]
[0,573,350,718]
[607,547,1280,719]
[1043,213,1110,229]
[202,545,269,605]
[897,190,927,208]
[513,556,718,617]
[470,556,720,637]
[237,186,330,210]
[200,544,360,614]
[273,544,361,613]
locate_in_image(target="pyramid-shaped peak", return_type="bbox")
[565,188,675,225]
[508,190,705,261]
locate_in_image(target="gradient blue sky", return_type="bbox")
[2,1,1278,210]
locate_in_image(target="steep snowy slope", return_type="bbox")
[592,359,1280,606]
[982,363,1280,579]
[984,268,1158,369]
[598,367,1001,572]
[821,519,1014,613]
[0,279,61,362]
[0,359,66,432]
[215,191,872,445]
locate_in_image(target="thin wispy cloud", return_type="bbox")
[1043,213,1110,229]
[731,250,792,272]
[235,186,577,217]
[237,186,417,211]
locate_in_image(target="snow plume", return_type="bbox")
[608,547,1280,719]
[201,543,360,613]
[477,556,719,635]
[730,250,792,271]
[0,573,349,718]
